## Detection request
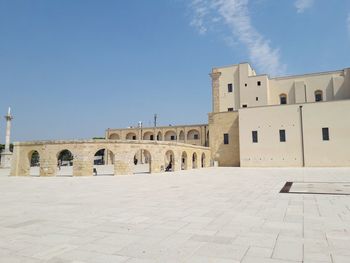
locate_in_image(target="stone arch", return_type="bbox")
[187,129,200,140]
[178,130,185,141]
[109,133,120,140]
[28,150,40,176]
[29,150,40,167]
[164,150,175,172]
[143,131,154,141]
[57,149,74,176]
[181,151,188,170]
[126,132,137,140]
[133,149,152,174]
[164,130,177,141]
[93,148,115,176]
[201,153,206,168]
[157,131,163,141]
[279,93,287,105]
[192,152,198,169]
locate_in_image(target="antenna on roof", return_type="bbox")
[154,114,157,127]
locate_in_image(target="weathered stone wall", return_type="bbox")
[11,140,211,176]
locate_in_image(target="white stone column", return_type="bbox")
[1,107,13,168]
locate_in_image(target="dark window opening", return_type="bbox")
[242,104,247,108]
[315,91,323,102]
[132,136,136,140]
[194,134,199,140]
[170,135,176,141]
[228,83,233,93]
[228,108,234,112]
[257,81,261,86]
[244,83,247,87]
[280,95,287,105]
[322,127,329,141]
[150,135,154,141]
[224,133,229,145]
[256,97,259,101]
[279,129,286,142]
[252,131,258,143]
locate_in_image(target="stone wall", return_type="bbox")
[11,140,211,176]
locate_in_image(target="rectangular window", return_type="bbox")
[322,127,329,141]
[228,107,234,112]
[132,136,136,140]
[257,81,261,86]
[244,83,247,87]
[279,129,286,142]
[256,97,259,101]
[228,83,233,92]
[170,135,175,140]
[242,104,247,108]
[150,135,154,141]
[194,134,199,140]
[224,133,229,145]
[252,131,258,143]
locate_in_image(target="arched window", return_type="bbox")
[315,90,323,102]
[279,94,287,105]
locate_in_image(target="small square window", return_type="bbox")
[228,108,234,112]
[322,127,329,141]
[170,135,175,140]
[224,133,229,144]
[244,83,247,87]
[279,129,286,142]
[132,136,136,140]
[256,97,259,101]
[257,81,261,86]
[242,104,247,108]
[194,134,199,140]
[252,131,258,143]
[228,83,233,93]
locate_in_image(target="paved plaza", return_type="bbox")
[0,167,350,262]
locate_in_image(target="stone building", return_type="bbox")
[9,62,350,176]
[209,63,350,167]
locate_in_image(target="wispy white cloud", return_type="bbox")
[295,0,314,13]
[189,0,286,76]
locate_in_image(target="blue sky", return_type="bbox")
[1,0,350,141]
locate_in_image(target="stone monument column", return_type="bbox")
[1,107,13,168]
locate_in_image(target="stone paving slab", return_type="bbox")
[0,167,350,262]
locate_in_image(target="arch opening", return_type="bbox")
[181,151,187,170]
[109,133,120,140]
[315,90,323,102]
[279,94,287,105]
[126,132,137,140]
[143,132,154,141]
[187,129,200,142]
[164,150,175,172]
[57,149,74,176]
[133,149,151,174]
[29,151,40,176]
[93,149,114,176]
[164,130,176,141]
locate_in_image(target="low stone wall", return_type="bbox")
[11,139,211,176]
